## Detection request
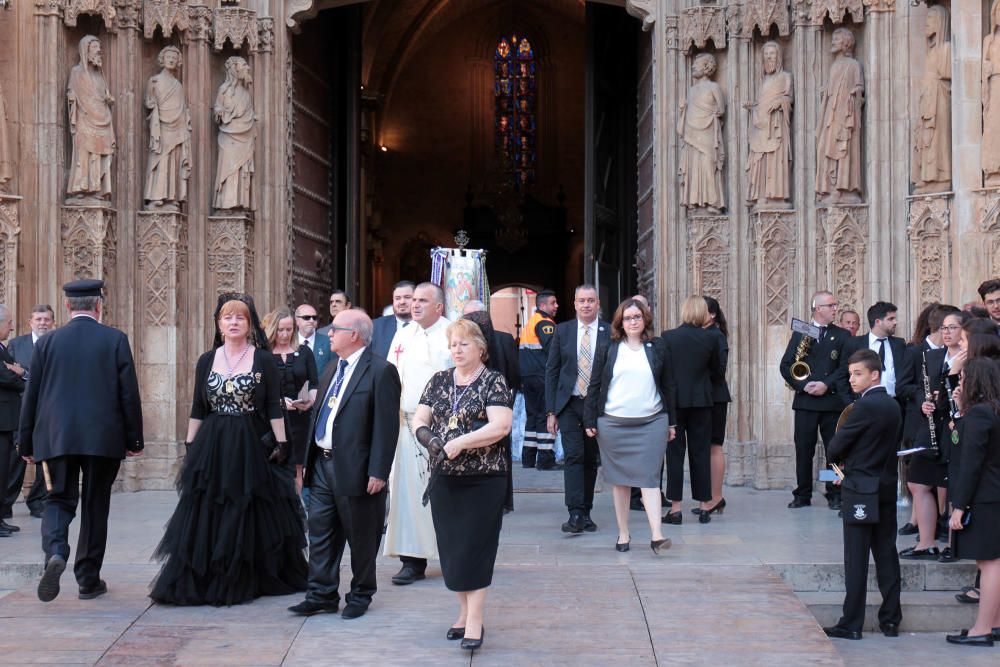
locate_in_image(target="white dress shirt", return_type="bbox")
[298,332,316,349]
[868,332,896,397]
[605,342,662,418]
[315,346,365,450]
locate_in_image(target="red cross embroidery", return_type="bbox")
[393,343,405,364]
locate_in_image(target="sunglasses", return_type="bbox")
[297,315,318,321]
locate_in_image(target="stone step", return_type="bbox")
[799,591,979,633]
[0,562,41,590]
[770,561,977,593]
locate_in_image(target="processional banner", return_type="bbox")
[430,247,489,321]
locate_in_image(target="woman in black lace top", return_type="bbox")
[411,318,513,651]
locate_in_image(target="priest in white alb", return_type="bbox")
[383,281,452,585]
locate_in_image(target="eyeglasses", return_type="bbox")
[816,303,839,309]
[622,315,644,323]
[940,325,962,332]
[332,326,356,333]
[296,314,318,320]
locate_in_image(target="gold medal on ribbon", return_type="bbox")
[448,415,459,430]
[328,395,337,409]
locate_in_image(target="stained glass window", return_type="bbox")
[495,35,535,189]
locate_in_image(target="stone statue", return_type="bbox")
[815,27,864,206]
[912,6,951,194]
[678,53,725,213]
[746,41,792,208]
[144,46,192,212]
[213,56,255,211]
[66,35,115,205]
[984,0,1000,186]
[0,80,12,191]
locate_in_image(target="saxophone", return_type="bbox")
[789,335,813,381]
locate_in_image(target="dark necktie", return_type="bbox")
[818,326,827,341]
[877,338,886,370]
[303,339,310,349]
[315,359,349,441]
[401,320,410,329]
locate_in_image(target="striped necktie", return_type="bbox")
[576,325,592,396]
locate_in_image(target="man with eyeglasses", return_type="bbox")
[295,304,332,377]
[317,290,352,338]
[977,279,1000,332]
[780,290,850,509]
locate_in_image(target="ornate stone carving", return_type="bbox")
[61,0,118,29]
[59,206,117,324]
[796,0,864,27]
[207,214,254,295]
[115,0,139,29]
[664,15,680,51]
[912,6,951,194]
[0,81,12,192]
[257,17,274,53]
[752,211,795,325]
[747,41,792,208]
[906,196,951,308]
[137,212,187,326]
[34,0,63,17]
[144,46,191,212]
[286,0,317,33]
[680,6,727,52]
[742,0,790,38]
[214,57,255,211]
[66,36,116,206]
[862,0,895,12]
[679,53,725,212]
[0,196,21,309]
[688,214,730,300]
[817,206,867,313]
[213,6,258,52]
[187,3,212,42]
[142,0,189,39]
[625,0,656,32]
[984,1,1000,186]
[816,27,864,206]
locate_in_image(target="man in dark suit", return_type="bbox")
[545,284,610,533]
[371,281,415,359]
[2,304,55,520]
[978,278,1000,331]
[824,349,903,640]
[316,289,352,337]
[19,280,144,602]
[295,303,333,377]
[780,290,850,509]
[289,308,401,620]
[0,303,27,537]
[837,301,906,403]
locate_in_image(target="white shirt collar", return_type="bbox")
[71,313,98,322]
[298,332,315,346]
[578,319,597,330]
[31,332,40,344]
[868,331,887,343]
[925,336,942,350]
[338,346,366,367]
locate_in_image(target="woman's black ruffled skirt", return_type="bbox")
[150,413,308,606]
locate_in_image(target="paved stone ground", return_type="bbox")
[0,470,994,666]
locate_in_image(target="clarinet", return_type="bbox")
[921,350,939,454]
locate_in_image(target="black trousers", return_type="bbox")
[838,500,902,632]
[793,409,840,501]
[666,407,713,502]
[42,455,121,589]
[3,449,47,515]
[558,396,600,513]
[0,432,11,516]
[521,376,545,448]
[306,457,385,607]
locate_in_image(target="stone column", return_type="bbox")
[906,193,952,308]
[207,213,255,296]
[186,4,212,350]
[0,194,21,314]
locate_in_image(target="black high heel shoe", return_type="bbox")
[446,627,465,640]
[461,627,485,650]
[693,498,727,516]
[615,539,630,552]
[651,537,672,554]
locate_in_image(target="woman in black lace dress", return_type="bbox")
[150,294,307,606]
[411,318,513,651]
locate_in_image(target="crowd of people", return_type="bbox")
[3,275,1000,650]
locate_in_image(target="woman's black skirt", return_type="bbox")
[429,474,506,592]
[954,502,1000,561]
[710,402,728,445]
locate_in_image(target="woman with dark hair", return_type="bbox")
[908,302,940,347]
[946,357,1000,646]
[151,294,307,606]
[584,298,675,553]
[964,317,1000,361]
[695,296,731,518]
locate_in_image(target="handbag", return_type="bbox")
[841,475,880,524]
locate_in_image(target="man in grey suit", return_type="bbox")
[2,304,54,520]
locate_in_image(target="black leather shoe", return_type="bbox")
[461,627,485,650]
[341,603,367,620]
[0,527,10,538]
[37,554,66,602]
[391,565,426,585]
[787,498,811,508]
[900,546,940,560]
[955,586,980,604]
[946,632,994,646]
[615,540,630,552]
[79,580,108,600]
[288,599,339,616]
[938,547,957,563]
[828,499,843,510]
[561,514,585,534]
[698,510,711,524]
[823,626,862,640]
[583,516,597,532]
[446,627,465,640]
[879,623,899,638]
[29,506,44,519]
[897,522,918,536]
[0,520,20,532]
[662,511,682,525]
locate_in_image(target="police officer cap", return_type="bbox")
[63,279,104,298]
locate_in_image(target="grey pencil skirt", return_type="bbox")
[596,412,669,488]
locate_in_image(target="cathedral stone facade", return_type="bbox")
[0,0,993,490]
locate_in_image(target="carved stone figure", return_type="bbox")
[144,46,192,211]
[746,41,792,208]
[213,56,255,211]
[984,1,1000,186]
[0,80,12,190]
[815,28,864,205]
[912,6,951,194]
[66,35,116,205]
[678,53,725,213]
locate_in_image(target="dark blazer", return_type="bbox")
[582,339,676,428]
[544,319,611,416]
[0,342,25,432]
[837,334,906,400]
[7,333,36,370]
[370,315,402,360]
[708,326,731,403]
[18,317,143,460]
[896,343,946,444]
[659,323,722,409]
[492,330,521,393]
[950,404,1000,509]
[779,323,850,411]
[827,386,902,501]
[303,332,333,378]
[304,347,401,496]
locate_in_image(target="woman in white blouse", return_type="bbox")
[584,299,676,554]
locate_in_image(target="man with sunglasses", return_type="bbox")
[296,304,332,377]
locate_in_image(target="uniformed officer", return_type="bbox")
[18,279,144,602]
[518,289,558,469]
